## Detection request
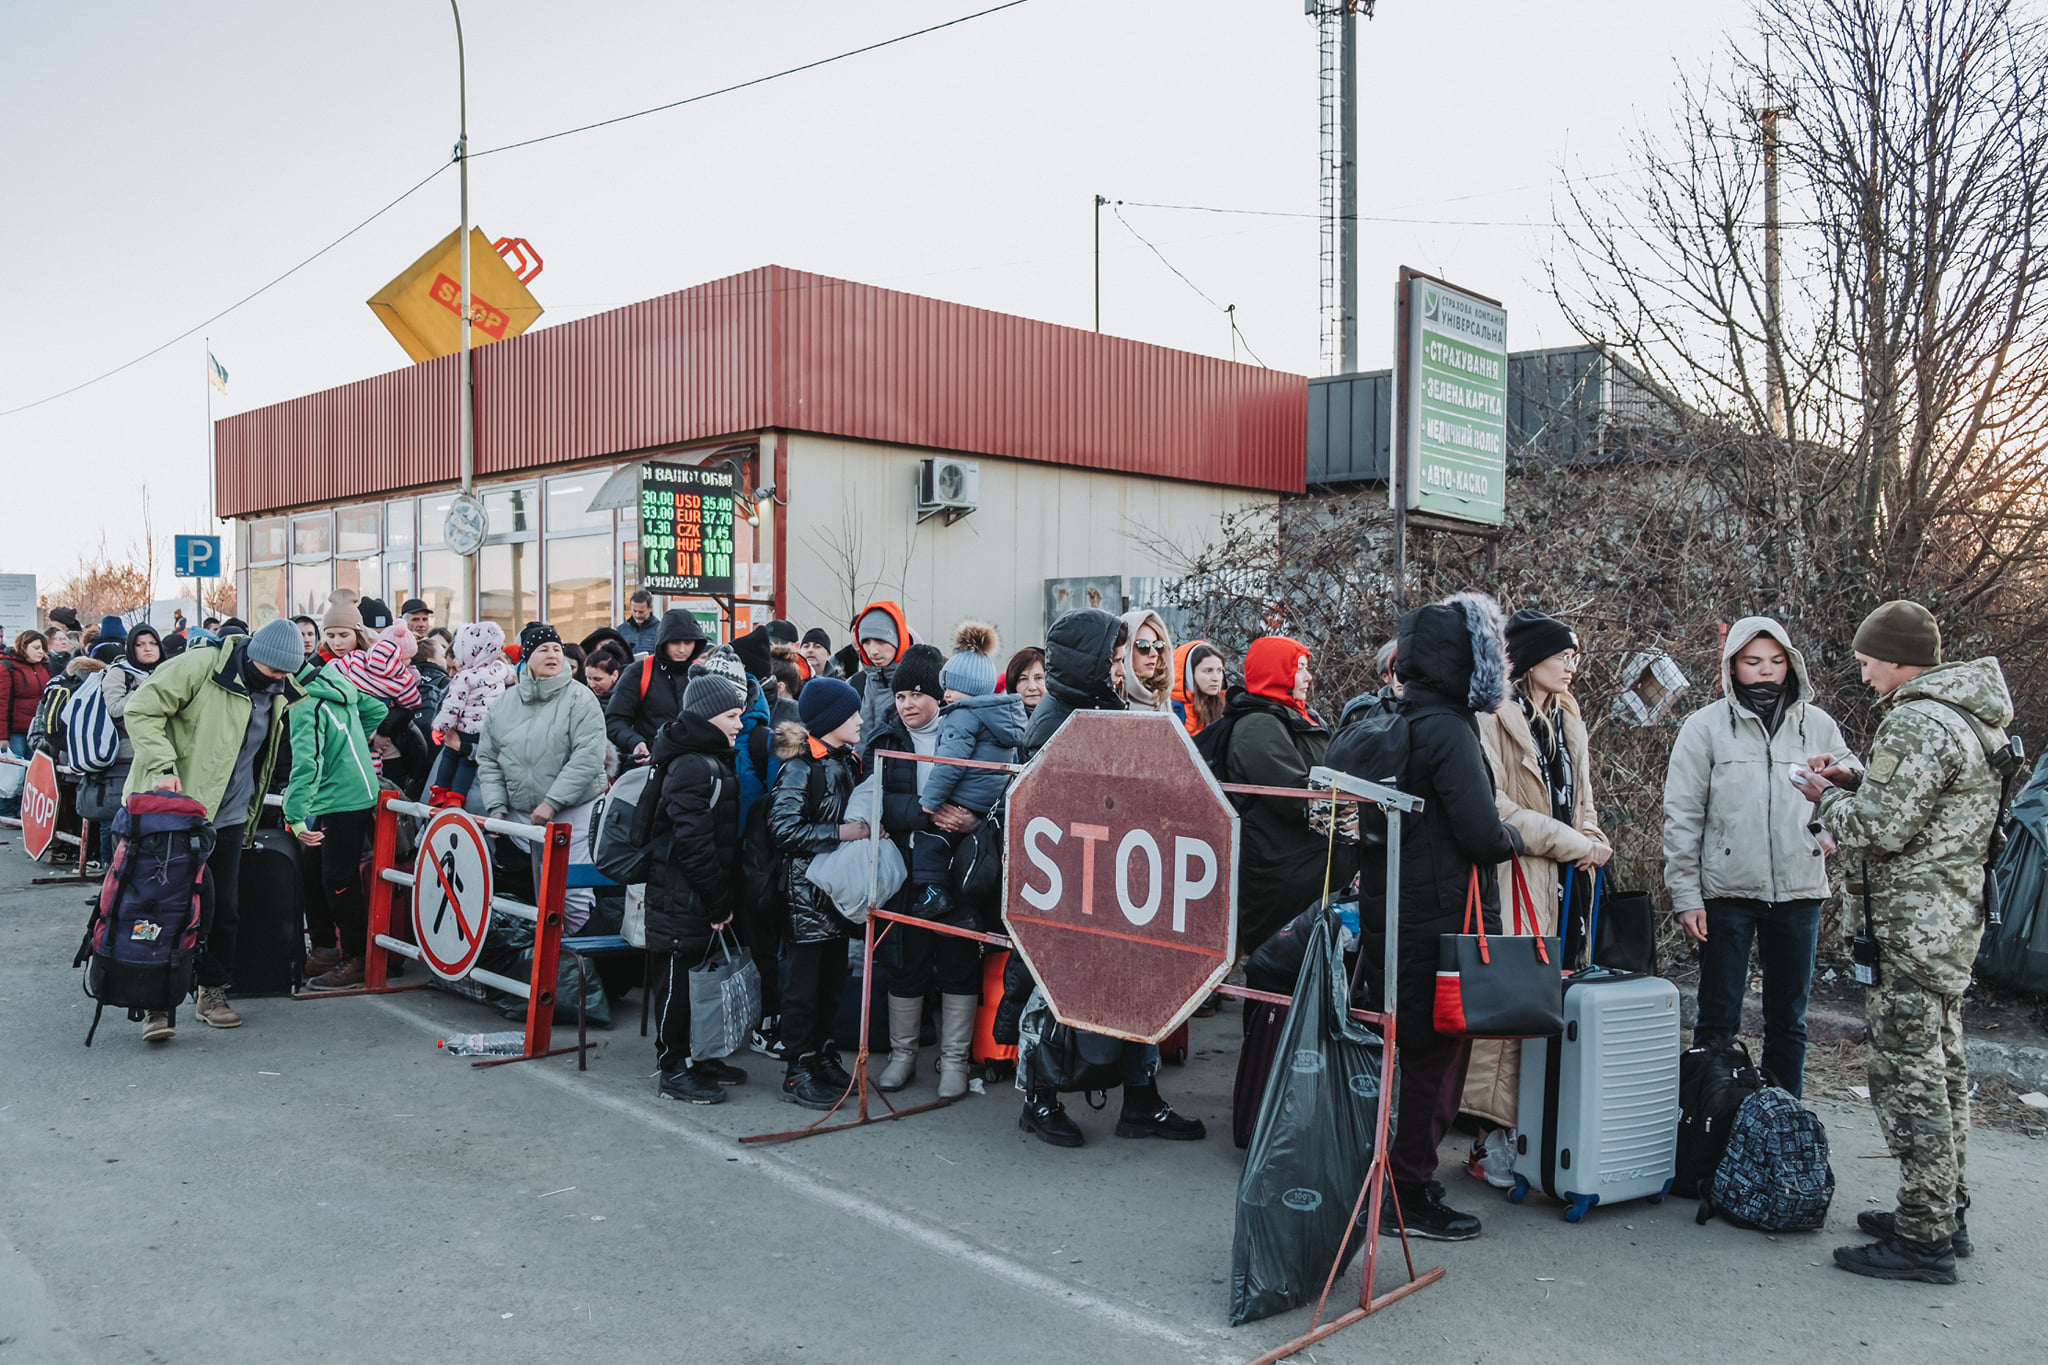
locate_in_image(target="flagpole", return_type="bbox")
[205,336,214,619]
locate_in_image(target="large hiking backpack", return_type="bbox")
[72,792,216,1044]
[1674,1039,1769,1198]
[1695,1086,1835,1231]
[60,668,121,773]
[1979,751,2048,993]
[592,764,658,885]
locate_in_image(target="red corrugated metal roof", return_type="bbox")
[215,265,1306,516]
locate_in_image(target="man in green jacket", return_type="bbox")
[121,619,310,1038]
[1794,601,2013,1285]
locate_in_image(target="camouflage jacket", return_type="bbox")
[1819,657,2013,994]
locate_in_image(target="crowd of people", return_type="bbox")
[2,581,2012,1285]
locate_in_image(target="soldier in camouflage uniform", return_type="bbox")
[1793,600,2012,1285]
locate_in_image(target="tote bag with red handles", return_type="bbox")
[1433,859,1565,1039]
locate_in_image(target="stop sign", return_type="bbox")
[20,750,60,861]
[1002,710,1238,1043]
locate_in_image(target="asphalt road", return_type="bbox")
[3,835,2044,1365]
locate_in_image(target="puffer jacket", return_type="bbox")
[1223,691,1357,955]
[1467,690,1607,1127]
[645,714,741,959]
[280,662,388,834]
[1662,616,1854,911]
[433,623,515,735]
[1021,608,1126,761]
[604,609,709,761]
[2,649,50,740]
[475,668,609,817]
[768,719,861,944]
[920,692,1025,815]
[1819,656,2014,994]
[1333,593,1522,1028]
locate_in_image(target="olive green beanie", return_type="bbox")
[1852,599,1941,667]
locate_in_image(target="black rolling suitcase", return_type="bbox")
[232,827,306,995]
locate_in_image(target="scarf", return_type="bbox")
[1521,693,1575,829]
[1732,677,1791,736]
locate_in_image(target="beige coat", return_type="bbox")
[1463,692,1607,1128]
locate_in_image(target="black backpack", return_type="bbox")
[1322,703,1414,851]
[740,757,824,914]
[1674,1040,1768,1199]
[1192,713,1247,810]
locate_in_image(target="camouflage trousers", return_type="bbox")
[1866,975,1969,1242]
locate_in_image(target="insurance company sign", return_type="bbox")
[1399,274,1508,525]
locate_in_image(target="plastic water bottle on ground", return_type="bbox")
[439,1030,526,1057]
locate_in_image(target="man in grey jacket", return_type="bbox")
[1662,617,1856,1095]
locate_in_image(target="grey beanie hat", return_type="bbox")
[855,606,900,650]
[248,618,308,672]
[682,672,746,721]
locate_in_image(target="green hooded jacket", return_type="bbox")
[122,639,311,840]
[1819,656,2014,994]
[281,662,388,834]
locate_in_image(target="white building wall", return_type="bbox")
[780,433,1276,649]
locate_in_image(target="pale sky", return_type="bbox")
[0,0,1750,596]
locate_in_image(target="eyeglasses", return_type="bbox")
[1132,641,1166,654]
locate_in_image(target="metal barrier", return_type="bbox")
[297,788,590,1069]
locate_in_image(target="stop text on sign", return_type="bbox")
[1017,819,1218,932]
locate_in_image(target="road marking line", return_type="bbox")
[364,996,1239,1360]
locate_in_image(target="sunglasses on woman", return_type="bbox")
[1132,640,1166,654]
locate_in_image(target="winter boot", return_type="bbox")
[878,995,923,1092]
[141,1012,175,1043]
[913,882,957,922]
[1381,1180,1481,1241]
[306,958,364,993]
[1857,1209,1972,1258]
[1020,1089,1084,1147]
[782,1055,844,1111]
[658,1067,727,1105]
[1834,1234,1958,1284]
[813,1044,854,1095]
[936,994,977,1100]
[1114,1081,1206,1140]
[194,986,244,1026]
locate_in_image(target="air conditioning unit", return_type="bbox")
[917,456,979,524]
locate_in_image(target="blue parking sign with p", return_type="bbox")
[175,535,221,578]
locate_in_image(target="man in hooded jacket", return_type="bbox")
[604,608,708,766]
[1328,592,1522,1241]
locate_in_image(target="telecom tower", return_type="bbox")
[1308,2,1373,375]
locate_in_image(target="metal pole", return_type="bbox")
[452,1,476,623]
[1381,804,1401,1026]
[1093,195,1105,332]
[1339,3,1359,373]
[1761,106,1786,438]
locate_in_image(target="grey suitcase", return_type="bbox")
[1509,969,1680,1221]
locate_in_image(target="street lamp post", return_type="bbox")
[452,0,476,623]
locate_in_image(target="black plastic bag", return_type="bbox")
[1015,993,1126,1095]
[1229,905,1389,1326]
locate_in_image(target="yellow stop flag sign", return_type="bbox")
[367,227,544,363]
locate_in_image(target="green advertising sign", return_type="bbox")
[1399,276,1507,525]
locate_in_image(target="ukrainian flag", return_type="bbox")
[208,352,229,394]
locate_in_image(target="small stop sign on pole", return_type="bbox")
[1002,711,1238,1043]
[20,751,60,862]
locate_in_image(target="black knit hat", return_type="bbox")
[519,620,561,655]
[767,618,799,645]
[358,597,394,630]
[891,643,946,703]
[1504,609,1577,677]
[802,627,832,651]
[731,624,774,681]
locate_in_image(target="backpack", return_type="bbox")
[1322,703,1414,852]
[740,758,824,914]
[72,792,216,1045]
[1191,713,1248,810]
[1016,992,1126,1096]
[60,668,122,773]
[591,764,657,885]
[1674,1040,1768,1198]
[1696,1086,1836,1231]
[33,675,75,756]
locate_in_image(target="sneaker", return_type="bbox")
[1113,1082,1207,1140]
[913,883,957,921]
[811,1048,853,1096]
[750,1017,788,1061]
[83,859,106,876]
[1834,1233,1958,1284]
[194,987,243,1028]
[781,1058,844,1111]
[307,957,365,992]
[1382,1180,1481,1242]
[1857,1209,1971,1258]
[658,1068,728,1105]
[1020,1090,1085,1148]
[692,1056,749,1086]
[141,1012,175,1043]
[1466,1129,1516,1189]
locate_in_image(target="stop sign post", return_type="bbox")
[20,751,60,861]
[1002,711,1238,1043]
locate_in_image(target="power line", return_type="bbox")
[1111,204,1267,367]
[0,160,453,420]
[472,0,1037,159]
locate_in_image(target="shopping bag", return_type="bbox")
[689,928,762,1060]
[621,883,647,949]
[1228,903,1387,1325]
[1433,860,1563,1039]
[1585,866,1658,976]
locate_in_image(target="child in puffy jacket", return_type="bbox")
[427,621,513,805]
[336,621,424,780]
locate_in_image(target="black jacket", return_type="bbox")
[768,720,860,944]
[1333,596,1521,1026]
[645,714,741,958]
[604,609,708,761]
[1021,608,1126,760]
[1222,691,1357,954]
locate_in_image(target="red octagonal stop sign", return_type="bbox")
[1003,710,1238,1043]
